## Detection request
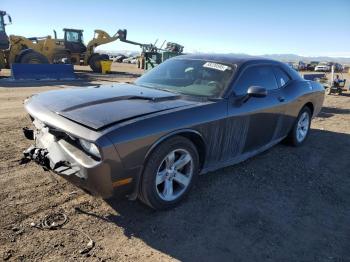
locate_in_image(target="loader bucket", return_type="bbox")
[11,64,76,80]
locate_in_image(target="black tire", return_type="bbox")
[88,54,109,73]
[19,51,49,64]
[139,136,199,210]
[286,107,312,147]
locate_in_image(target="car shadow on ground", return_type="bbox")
[87,129,350,261]
[318,106,350,118]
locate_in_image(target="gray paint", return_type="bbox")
[23,54,325,199]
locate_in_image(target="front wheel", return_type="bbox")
[88,54,109,73]
[139,136,199,210]
[19,51,49,64]
[286,107,312,146]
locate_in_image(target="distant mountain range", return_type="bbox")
[258,54,350,64]
[99,49,350,64]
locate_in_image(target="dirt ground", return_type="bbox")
[0,64,350,261]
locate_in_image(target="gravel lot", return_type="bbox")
[0,64,349,261]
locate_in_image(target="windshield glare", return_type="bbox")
[135,58,235,98]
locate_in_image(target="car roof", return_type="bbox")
[175,53,280,67]
[174,53,304,82]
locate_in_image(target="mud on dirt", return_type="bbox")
[0,65,349,261]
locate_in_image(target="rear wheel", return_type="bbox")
[139,136,199,210]
[19,51,49,64]
[286,107,312,147]
[88,54,109,73]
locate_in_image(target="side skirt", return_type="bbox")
[200,137,285,175]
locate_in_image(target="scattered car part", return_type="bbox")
[31,212,95,254]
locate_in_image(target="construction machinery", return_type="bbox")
[51,28,124,72]
[0,11,123,73]
[117,29,184,70]
[0,10,51,70]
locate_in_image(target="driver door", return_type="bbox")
[227,64,286,156]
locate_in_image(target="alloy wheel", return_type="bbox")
[155,149,194,201]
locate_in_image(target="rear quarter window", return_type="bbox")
[282,63,304,81]
[273,67,291,88]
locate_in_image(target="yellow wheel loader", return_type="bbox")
[51,28,125,72]
[1,10,51,69]
[0,11,125,73]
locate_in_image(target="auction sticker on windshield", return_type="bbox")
[203,62,231,71]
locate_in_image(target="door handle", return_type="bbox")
[278,96,285,102]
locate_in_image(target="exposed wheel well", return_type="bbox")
[304,102,314,116]
[144,131,206,172]
[177,132,206,170]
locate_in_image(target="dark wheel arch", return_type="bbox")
[304,102,314,117]
[143,129,206,171]
[16,49,49,64]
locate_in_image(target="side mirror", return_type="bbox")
[247,86,267,98]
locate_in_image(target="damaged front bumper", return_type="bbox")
[21,120,119,198]
[22,145,80,176]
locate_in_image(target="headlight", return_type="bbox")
[79,139,101,158]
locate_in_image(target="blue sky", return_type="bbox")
[2,0,350,57]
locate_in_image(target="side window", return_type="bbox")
[273,67,291,88]
[233,66,278,95]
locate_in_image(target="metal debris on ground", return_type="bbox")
[31,212,95,254]
[31,212,68,229]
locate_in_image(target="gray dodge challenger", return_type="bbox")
[22,54,325,209]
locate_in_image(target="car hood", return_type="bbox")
[26,83,196,130]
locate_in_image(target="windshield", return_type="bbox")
[0,15,4,32]
[135,58,235,98]
[66,31,80,43]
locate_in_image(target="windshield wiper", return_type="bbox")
[136,83,182,95]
